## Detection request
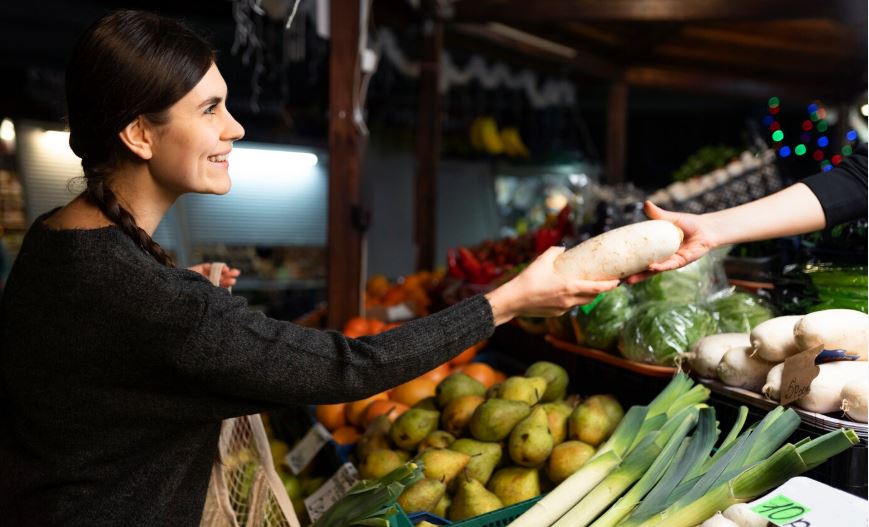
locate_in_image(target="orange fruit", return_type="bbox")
[344,316,370,338]
[450,340,487,366]
[345,393,389,426]
[382,286,407,306]
[383,322,403,331]
[366,274,391,299]
[390,378,437,407]
[331,426,361,445]
[315,403,347,431]
[363,400,409,426]
[493,370,506,383]
[368,319,387,335]
[422,362,452,384]
[456,362,497,388]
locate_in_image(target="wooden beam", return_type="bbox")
[327,0,364,329]
[454,0,856,23]
[624,66,852,100]
[414,18,443,272]
[605,80,628,185]
[451,23,618,80]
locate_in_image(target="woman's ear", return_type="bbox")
[118,116,154,160]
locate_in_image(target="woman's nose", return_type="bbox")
[224,111,245,143]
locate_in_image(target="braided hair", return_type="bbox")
[65,10,215,266]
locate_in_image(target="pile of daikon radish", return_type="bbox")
[685,309,868,422]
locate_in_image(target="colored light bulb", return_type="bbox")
[769,122,781,132]
[832,154,842,165]
[772,130,784,142]
[801,120,813,131]
[779,146,791,157]
[846,130,858,141]
[768,96,780,108]
[817,121,828,132]
[813,149,824,161]
[762,115,774,126]
[843,145,853,156]
[817,136,829,147]
[795,144,807,156]
[807,103,819,113]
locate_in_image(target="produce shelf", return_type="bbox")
[696,377,868,442]
[545,335,678,378]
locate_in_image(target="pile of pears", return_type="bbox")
[353,361,624,521]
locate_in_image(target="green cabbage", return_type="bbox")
[574,286,634,351]
[706,292,774,333]
[619,302,717,366]
[629,257,712,305]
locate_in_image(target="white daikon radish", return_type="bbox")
[763,361,867,413]
[716,346,775,392]
[700,512,739,527]
[685,333,751,378]
[750,316,803,362]
[794,309,869,360]
[722,503,767,527]
[841,377,868,423]
[553,220,683,280]
[762,363,785,401]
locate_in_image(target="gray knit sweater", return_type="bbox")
[0,211,495,526]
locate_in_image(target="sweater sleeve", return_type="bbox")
[166,285,495,414]
[801,142,867,226]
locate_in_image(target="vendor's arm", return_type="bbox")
[631,143,867,279]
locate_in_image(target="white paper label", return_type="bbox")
[304,462,360,522]
[386,303,415,322]
[748,476,868,526]
[285,422,331,475]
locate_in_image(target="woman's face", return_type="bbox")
[147,63,245,196]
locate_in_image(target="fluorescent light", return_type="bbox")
[40,130,74,155]
[0,118,15,141]
[487,22,577,59]
[230,145,319,172]
[861,104,868,117]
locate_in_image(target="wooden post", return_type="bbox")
[415,17,444,271]
[606,80,628,185]
[327,0,364,329]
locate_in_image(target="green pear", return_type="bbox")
[469,399,531,442]
[436,373,486,408]
[485,382,502,399]
[397,477,446,514]
[568,398,610,447]
[417,522,440,527]
[546,440,596,484]
[499,376,547,405]
[450,438,502,485]
[487,466,541,506]
[390,408,440,450]
[508,406,554,467]
[417,430,456,453]
[585,394,624,434]
[525,361,569,402]
[357,414,393,461]
[441,395,485,436]
[433,493,450,518]
[541,401,572,445]
[419,448,471,486]
[414,396,439,411]
[281,473,303,500]
[449,475,504,521]
[358,449,404,480]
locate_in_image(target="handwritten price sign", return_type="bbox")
[751,494,811,526]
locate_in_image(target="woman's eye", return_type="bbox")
[204,105,217,115]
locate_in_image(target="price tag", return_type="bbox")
[285,422,331,475]
[780,344,823,406]
[749,476,868,527]
[303,462,360,522]
[751,494,811,525]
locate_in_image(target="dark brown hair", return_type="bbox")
[66,10,215,266]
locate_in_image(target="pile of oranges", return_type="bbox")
[364,270,444,317]
[314,340,506,445]
[342,316,402,339]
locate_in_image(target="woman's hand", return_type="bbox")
[484,246,620,325]
[188,263,241,288]
[625,201,720,284]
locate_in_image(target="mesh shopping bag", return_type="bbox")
[200,263,301,527]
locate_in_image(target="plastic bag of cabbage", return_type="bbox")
[706,291,774,333]
[573,286,635,351]
[619,302,717,366]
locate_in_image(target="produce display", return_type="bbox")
[706,293,774,333]
[321,361,625,522]
[509,373,859,527]
[686,309,869,422]
[619,302,718,366]
[573,283,635,351]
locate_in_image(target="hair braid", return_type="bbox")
[85,175,175,267]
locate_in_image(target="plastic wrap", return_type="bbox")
[706,291,775,333]
[619,302,717,366]
[573,286,635,351]
[629,250,729,306]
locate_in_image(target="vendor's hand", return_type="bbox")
[626,201,719,284]
[188,263,241,288]
[485,246,620,325]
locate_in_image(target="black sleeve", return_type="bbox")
[801,142,867,226]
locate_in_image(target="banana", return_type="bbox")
[502,127,530,158]
[480,117,504,155]
[500,127,518,156]
[469,118,485,151]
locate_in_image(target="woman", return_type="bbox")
[0,10,618,525]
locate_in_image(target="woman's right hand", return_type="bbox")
[484,246,620,325]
